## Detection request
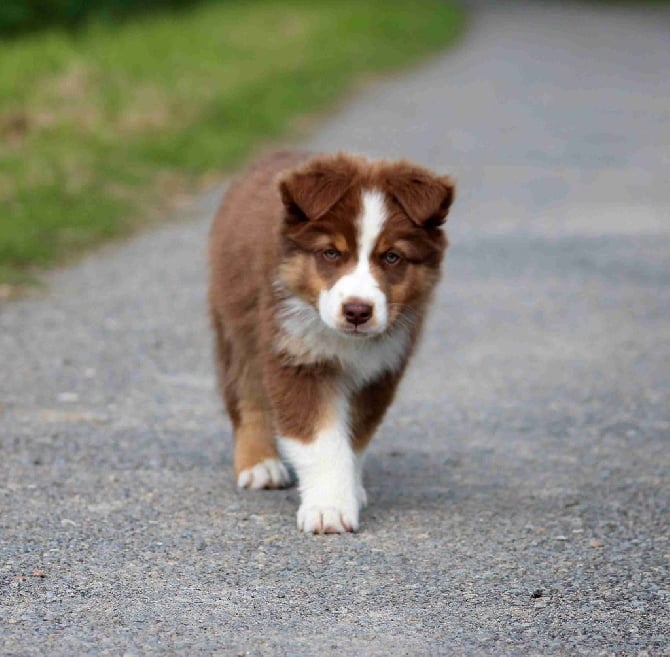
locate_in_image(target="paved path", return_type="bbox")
[2,3,669,655]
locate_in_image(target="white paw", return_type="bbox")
[297,502,360,534]
[237,458,292,490]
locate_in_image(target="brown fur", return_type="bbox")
[208,150,454,482]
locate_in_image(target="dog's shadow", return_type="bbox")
[364,449,463,510]
[362,446,537,521]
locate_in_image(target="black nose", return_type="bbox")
[342,301,373,326]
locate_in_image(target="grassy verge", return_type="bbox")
[0,0,464,287]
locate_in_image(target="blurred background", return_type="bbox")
[0,0,667,289]
[1,0,205,33]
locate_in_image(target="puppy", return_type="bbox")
[208,151,454,533]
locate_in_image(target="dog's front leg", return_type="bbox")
[277,393,360,534]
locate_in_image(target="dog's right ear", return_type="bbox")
[279,155,357,224]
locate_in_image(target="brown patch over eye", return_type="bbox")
[331,233,348,253]
[307,234,332,251]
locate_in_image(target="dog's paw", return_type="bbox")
[237,458,292,490]
[297,503,359,534]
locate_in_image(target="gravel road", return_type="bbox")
[1,2,669,655]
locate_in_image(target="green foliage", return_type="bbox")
[0,0,464,285]
[0,0,209,35]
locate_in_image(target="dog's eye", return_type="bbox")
[382,251,401,265]
[322,248,341,262]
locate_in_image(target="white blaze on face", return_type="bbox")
[318,189,388,334]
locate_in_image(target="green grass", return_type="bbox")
[0,0,464,286]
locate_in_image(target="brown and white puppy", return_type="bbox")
[208,150,455,534]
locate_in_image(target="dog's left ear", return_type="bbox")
[385,163,455,228]
[279,154,357,223]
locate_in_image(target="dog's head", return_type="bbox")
[277,153,454,337]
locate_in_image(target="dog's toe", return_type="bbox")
[297,504,359,534]
[237,458,292,490]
